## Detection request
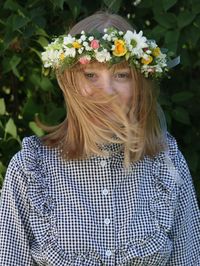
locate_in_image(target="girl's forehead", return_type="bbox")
[80,61,130,71]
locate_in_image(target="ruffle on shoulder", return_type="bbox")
[114,134,184,265]
[21,136,105,266]
[21,136,54,218]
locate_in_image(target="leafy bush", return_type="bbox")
[0,0,200,200]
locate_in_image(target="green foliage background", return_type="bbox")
[0,0,200,200]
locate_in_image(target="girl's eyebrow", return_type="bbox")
[83,69,97,71]
[112,68,131,72]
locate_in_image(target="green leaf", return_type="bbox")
[185,26,200,47]
[103,0,122,13]
[159,95,172,106]
[172,107,190,125]
[3,55,21,76]
[5,118,17,138]
[154,12,177,29]
[162,0,177,11]
[67,0,81,19]
[29,7,45,20]
[3,0,21,11]
[45,106,66,124]
[152,0,163,14]
[36,36,49,48]
[3,28,17,47]
[29,121,44,136]
[0,172,4,187]
[23,98,41,121]
[151,25,167,40]
[40,77,54,91]
[12,14,30,30]
[35,28,49,38]
[177,11,196,28]
[0,18,6,26]
[54,0,65,10]
[0,162,6,174]
[139,0,153,8]
[30,47,43,59]
[192,2,200,14]
[164,29,180,53]
[171,91,193,103]
[0,98,6,115]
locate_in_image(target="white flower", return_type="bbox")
[95,50,111,62]
[63,35,75,45]
[112,37,118,41]
[83,41,89,47]
[41,50,61,67]
[104,28,107,33]
[124,30,148,57]
[146,49,152,54]
[119,31,124,36]
[81,30,85,34]
[155,65,163,72]
[80,35,86,41]
[88,36,94,41]
[85,46,92,51]
[156,53,167,67]
[107,35,112,41]
[64,47,76,57]
[147,40,157,49]
[102,33,108,40]
[142,53,150,60]
[78,47,84,54]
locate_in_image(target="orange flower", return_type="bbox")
[113,39,127,57]
[141,55,153,65]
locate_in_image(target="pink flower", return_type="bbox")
[79,55,91,64]
[90,39,100,49]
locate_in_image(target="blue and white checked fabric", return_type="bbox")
[0,133,200,265]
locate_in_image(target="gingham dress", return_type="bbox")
[0,133,200,266]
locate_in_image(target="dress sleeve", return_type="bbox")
[0,155,36,266]
[167,149,200,265]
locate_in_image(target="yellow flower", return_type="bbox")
[141,55,153,65]
[152,47,161,57]
[59,53,65,61]
[72,41,82,49]
[113,39,127,57]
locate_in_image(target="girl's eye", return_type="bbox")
[84,73,96,79]
[114,73,130,79]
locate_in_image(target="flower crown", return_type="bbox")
[41,27,176,79]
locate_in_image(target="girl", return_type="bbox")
[0,12,199,266]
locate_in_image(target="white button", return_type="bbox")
[102,188,109,195]
[104,218,111,225]
[105,249,112,257]
[100,160,107,167]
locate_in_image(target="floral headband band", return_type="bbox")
[41,27,180,79]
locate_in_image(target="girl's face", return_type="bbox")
[80,63,133,108]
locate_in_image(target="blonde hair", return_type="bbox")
[37,12,166,167]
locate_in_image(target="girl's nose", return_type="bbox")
[101,77,115,94]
